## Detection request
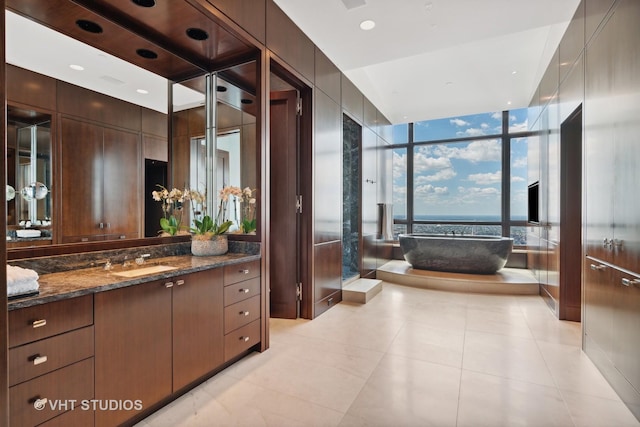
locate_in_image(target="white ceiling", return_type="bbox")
[273,0,581,123]
[6,1,581,123]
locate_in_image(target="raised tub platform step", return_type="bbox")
[342,279,383,304]
[377,260,538,295]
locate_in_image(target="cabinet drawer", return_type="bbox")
[38,403,95,427]
[224,319,260,362]
[9,295,93,348]
[10,357,94,427]
[224,260,260,285]
[10,326,94,386]
[224,295,261,334]
[224,277,260,306]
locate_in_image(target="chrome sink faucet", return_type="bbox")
[135,254,151,265]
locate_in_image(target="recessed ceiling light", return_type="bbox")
[240,99,253,105]
[512,70,518,75]
[136,48,158,59]
[76,19,103,34]
[137,89,149,94]
[69,64,84,71]
[360,20,376,30]
[507,101,512,105]
[132,0,156,7]
[186,28,209,41]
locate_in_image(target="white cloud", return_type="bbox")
[481,123,490,129]
[458,127,486,137]
[512,156,527,168]
[393,151,407,179]
[416,168,457,183]
[415,184,449,197]
[433,139,501,162]
[468,171,502,185]
[491,112,502,120]
[509,118,528,133]
[450,118,470,127]
[511,176,526,182]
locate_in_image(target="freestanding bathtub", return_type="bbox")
[399,234,513,274]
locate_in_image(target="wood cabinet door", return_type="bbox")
[60,118,103,239]
[172,269,224,391]
[102,127,141,236]
[94,280,172,427]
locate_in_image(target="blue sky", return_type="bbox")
[393,108,528,220]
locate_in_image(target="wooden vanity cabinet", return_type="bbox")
[94,279,172,427]
[223,260,261,361]
[60,117,141,243]
[8,295,95,427]
[172,268,224,391]
[94,269,225,426]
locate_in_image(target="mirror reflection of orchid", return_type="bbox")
[217,186,257,234]
[151,185,187,236]
[188,189,232,238]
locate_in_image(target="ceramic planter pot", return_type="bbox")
[191,234,228,256]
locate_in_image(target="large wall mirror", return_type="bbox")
[5,8,260,253]
[6,106,53,243]
[171,61,259,236]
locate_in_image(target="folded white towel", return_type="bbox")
[6,264,39,287]
[7,279,39,297]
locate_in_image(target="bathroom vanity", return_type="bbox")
[7,249,261,426]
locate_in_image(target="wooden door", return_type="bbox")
[60,118,103,240]
[269,90,299,319]
[172,269,224,391]
[102,127,140,237]
[94,280,172,427]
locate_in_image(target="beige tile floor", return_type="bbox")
[137,282,640,427]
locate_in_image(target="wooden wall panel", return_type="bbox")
[313,89,341,243]
[6,65,56,111]
[141,108,168,138]
[313,241,342,318]
[1,4,8,426]
[266,0,315,81]
[314,48,341,104]
[57,81,141,131]
[207,0,266,43]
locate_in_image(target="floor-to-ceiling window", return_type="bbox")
[391,108,531,246]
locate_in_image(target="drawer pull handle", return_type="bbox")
[239,288,250,293]
[165,282,174,288]
[240,311,250,316]
[32,319,47,328]
[33,355,48,366]
[176,280,185,286]
[621,278,640,287]
[590,264,606,271]
[239,269,250,274]
[240,336,250,342]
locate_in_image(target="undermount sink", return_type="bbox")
[112,265,178,278]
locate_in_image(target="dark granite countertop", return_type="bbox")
[8,252,261,311]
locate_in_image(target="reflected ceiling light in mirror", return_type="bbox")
[69,64,84,71]
[240,99,253,104]
[216,85,227,92]
[137,89,149,94]
[6,11,169,113]
[359,20,376,30]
